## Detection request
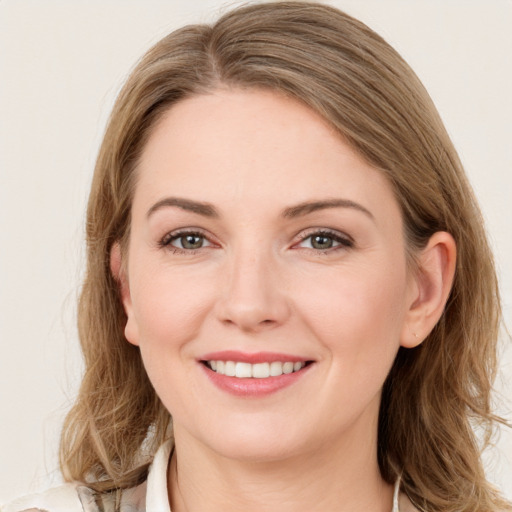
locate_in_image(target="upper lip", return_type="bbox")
[200,351,311,364]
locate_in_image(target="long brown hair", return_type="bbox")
[60,2,510,510]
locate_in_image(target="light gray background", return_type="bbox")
[1,0,511,504]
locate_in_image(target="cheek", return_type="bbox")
[293,261,408,422]
[296,259,408,357]
[127,263,219,411]
[130,264,215,346]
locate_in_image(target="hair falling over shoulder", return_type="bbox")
[59,3,511,510]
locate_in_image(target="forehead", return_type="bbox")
[133,88,399,222]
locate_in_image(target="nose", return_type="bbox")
[215,247,291,333]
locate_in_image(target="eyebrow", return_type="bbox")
[282,199,374,220]
[147,197,219,218]
[146,196,373,221]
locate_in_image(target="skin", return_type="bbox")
[112,88,456,512]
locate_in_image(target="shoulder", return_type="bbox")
[0,483,123,512]
[2,439,171,512]
[1,483,84,512]
[2,482,147,512]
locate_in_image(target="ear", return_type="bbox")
[110,242,140,346]
[400,231,456,348]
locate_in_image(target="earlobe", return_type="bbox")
[110,242,140,346]
[401,231,457,348]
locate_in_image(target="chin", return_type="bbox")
[177,412,313,463]
[211,435,307,464]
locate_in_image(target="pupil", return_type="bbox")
[312,235,332,249]
[183,235,202,249]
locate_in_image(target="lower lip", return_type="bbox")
[200,363,312,397]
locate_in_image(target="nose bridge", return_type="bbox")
[217,238,289,331]
[230,243,270,300]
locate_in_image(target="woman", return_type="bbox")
[3,2,510,511]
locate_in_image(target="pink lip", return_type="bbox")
[198,351,314,397]
[200,350,309,364]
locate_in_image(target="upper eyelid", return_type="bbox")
[160,228,213,246]
[162,227,210,238]
[291,230,355,254]
[294,227,353,243]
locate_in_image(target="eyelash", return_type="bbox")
[294,229,354,254]
[158,229,211,254]
[158,228,354,255]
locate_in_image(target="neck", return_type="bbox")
[168,421,393,512]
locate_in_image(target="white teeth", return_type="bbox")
[225,361,236,377]
[235,362,252,378]
[253,362,270,378]
[282,362,294,374]
[269,361,282,377]
[207,360,306,378]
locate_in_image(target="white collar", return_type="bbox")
[393,477,401,512]
[145,438,173,511]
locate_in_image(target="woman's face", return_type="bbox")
[120,89,418,461]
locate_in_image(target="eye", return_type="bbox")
[296,230,353,251]
[160,231,212,251]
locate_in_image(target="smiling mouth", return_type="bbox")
[203,360,311,378]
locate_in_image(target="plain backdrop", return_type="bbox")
[1,0,511,504]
